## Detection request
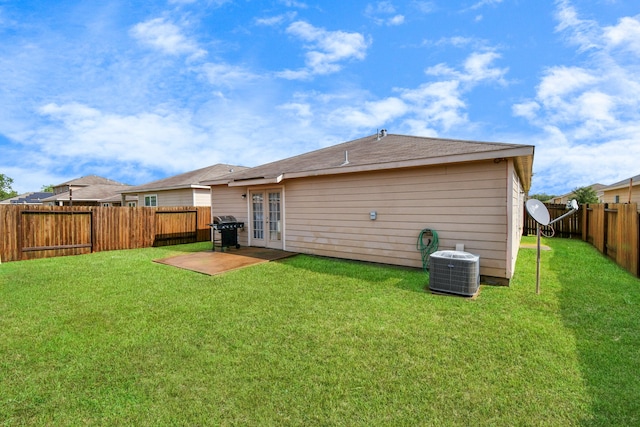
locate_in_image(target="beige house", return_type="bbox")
[119,164,247,207]
[204,133,534,285]
[601,174,640,204]
[42,175,133,206]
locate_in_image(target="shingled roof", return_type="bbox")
[204,133,534,192]
[603,173,640,190]
[120,163,248,194]
[56,175,127,187]
[42,184,132,202]
[0,192,53,204]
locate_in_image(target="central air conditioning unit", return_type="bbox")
[429,250,480,296]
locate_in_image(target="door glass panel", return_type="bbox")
[268,192,281,241]
[252,194,264,239]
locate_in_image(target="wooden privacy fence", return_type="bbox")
[0,205,212,262]
[524,203,582,238]
[582,203,639,277]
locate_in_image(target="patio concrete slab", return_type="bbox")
[154,247,297,276]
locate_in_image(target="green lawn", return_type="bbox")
[1,237,639,426]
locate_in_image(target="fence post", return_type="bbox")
[603,203,609,256]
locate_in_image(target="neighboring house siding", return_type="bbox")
[193,188,211,206]
[156,189,195,207]
[602,186,640,204]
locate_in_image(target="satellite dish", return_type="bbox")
[525,199,550,226]
[525,197,579,295]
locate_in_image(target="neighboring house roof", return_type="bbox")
[100,193,138,204]
[56,175,127,187]
[203,133,534,192]
[120,163,248,194]
[42,184,132,203]
[602,173,640,191]
[588,183,607,192]
[0,192,53,204]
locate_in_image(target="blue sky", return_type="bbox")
[1,0,639,196]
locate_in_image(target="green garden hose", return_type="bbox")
[417,229,438,272]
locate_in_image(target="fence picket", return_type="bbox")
[582,203,639,277]
[0,205,212,262]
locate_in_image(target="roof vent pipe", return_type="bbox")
[341,150,350,166]
[377,129,388,140]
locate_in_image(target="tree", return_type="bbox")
[41,184,54,192]
[0,173,18,200]
[529,193,555,202]
[572,186,599,204]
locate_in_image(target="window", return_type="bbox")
[144,195,157,207]
[128,201,137,207]
[252,193,264,239]
[614,195,620,203]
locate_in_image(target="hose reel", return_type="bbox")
[417,228,439,272]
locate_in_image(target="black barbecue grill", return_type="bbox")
[209,215,244,251]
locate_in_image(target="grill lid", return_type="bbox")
[213,215,238,224]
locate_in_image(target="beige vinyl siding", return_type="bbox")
[211,186,249,246]
[193,188,211,206]
[602,186,640,205]
[156,189,195,207]
[284,160,509,279]
[507,161,525,279]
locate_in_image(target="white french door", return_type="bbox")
[250,189,283,250]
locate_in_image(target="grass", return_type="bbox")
[1,237,639,426]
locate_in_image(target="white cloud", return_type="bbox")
[554,0,601,52]
[469,0,503,10]
[34,102,212,173]
[536,66,598,101]
[255,15,287,26]
[389,15,405,25]
[130,17,206,59]
[399,81,467,131]
[365,2,406,26]
[255,12,297,27]
[604,16,640,54]
[328,97,408,128]
[200,63,259,87]
[425,50,507,84]
[279,0,308,8]
[278,21,369,79]
[278,102,312,118]
[366,1,396,14]
[516,1,640,194]
[462,51,508,83]
[297,48,507,136]
[527,126,640,194]
[314,49,503,134]
[512,101,540,121]
[412,1,435,14]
